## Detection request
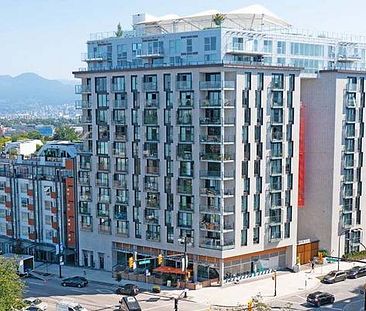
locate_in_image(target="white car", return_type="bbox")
[23,297,48,310]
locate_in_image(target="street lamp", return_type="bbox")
[178,235,190,298]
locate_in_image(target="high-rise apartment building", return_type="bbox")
[299,70,366,258]
[73,6,302,283]
[0,142,79,264]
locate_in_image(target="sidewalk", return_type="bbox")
[34,260,359,306]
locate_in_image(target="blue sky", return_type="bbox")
[1,0,365,80]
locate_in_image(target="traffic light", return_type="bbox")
[272,271,277,280]
[157,254,163,265]
[128,256,134,269]
[248,300,253,311]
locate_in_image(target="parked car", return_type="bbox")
[23,297,48,310]
[23,307,45,311]
[56,300,88,311]
[307,291,335,307]
[346,266,366,279]
[115,283,140,296]
[61,276,88,288]
[322,270,347,284]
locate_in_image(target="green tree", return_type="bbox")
[0,257,25,310]
[212,13,226,26]
[53,126,79,141]
[115,23,123,37]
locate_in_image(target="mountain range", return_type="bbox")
[0,73,76,112]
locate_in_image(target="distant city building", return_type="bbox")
[36,125,55,137]
[0,141,79,263]
[4,139,43,157]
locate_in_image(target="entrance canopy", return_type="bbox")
[153,266,188,275]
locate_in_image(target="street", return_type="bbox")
[269,274,366,310]
[23,276,209,311]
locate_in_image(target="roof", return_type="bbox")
[134,5,290,30]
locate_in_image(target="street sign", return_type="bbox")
[138,259,151,265]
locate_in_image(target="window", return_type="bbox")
[167,226,174,243]
[95,77,107,93]
[277,41,286,54]
[241,229,248,246]
[186,38,193,53]
[204,37,217,51]
[178,212,192,228]
[263,40,273,53]
[253,227,260,244]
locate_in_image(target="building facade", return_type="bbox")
[299,70,366,258]
[0,142,79,264]
[74,6,303,283]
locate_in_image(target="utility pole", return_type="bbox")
[272,270,277,297]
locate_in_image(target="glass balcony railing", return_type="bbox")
[75,100,91,109]
[146,231,160,241]
[176,81,192,90]
[145,99,159,108]
[143,82,157,92]
[75,84,91,94]
[178,98,194,108]
[111,83,125,92]
[114,99,127,109]
[177,185,192,195]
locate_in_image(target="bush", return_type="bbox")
[318,249,329,257]
[344,250,366,260]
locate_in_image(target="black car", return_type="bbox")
[322,270,347,284]
[307,292,335,307]
[115,283,140,296]
[346,266,366,279]
[61,276,88,288]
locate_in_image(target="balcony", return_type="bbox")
[51,206,58,214]
[80,115,93,124]
[346,82,358,93]
[269,215,282,225]
[28,218,35,226]
[113,116,126,125]
[177,151,192,161]
[146,231,160,242]
[27,204,34,211]
[177,185,192,195]
[5,215,12,222]
[200,153,234,161]
[116,225,129,237]
[114,180,127,189]
[79,176,90,186]
[200,117,221,126]
[177,115,192,125]
[75,100,92,109]
[97,209,109,217]
[271,131,283,142]
[115,196,128,205]
[111,83,125,93]
[96,179,109,187]
[75,84,91,94]
[52,222,58,230]
[115,165,128,174]
[200,222,221,231]
[6,229,13,236]
[80,193,92,201]
[80,222,92,231]
[144,214,159,225]
[200,170,221,178]
[200,134,221,143]
[115,133,128,141]
[5,202,11,208]
[200,99,221,108]
[98,225,111,234]
[146,166,160,175]
[143,150,158,158]
[144,115,158,125]
[114,99,127,109]
[179,202,194,211]
[4,187,11,194]
[270,79,284,90]
[176,81,192,90]
[146,198,160,208]
[29,232,36,240]
[143,82,157,92]
[82,52,109,62]
[199,81,235,90]
[79,206,90,215]
[52,237,59,244]
[145,99,159,108]
[138,49,164,59]
[178,98,194,108]
[199,238,235,250]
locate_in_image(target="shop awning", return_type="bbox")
[153,266,188,275]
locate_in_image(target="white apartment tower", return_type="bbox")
[74,6,302,284]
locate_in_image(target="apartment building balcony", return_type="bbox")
[116,224,129,237]
[345,97,357,108]
[80,162,92,170]
[98,224,111,234]
[114,180,127,189]
[28,218,35,226]
[115,165,128,174]
[115,133,128,141]
[115,196,128,205]
[144,214,159,225]
[113,149,126,157]
[143,149,158,158]
[200,187,220,197]
[200,153,234,161]
[178,98,194,108]
[52,237,59,244]
[138,49,164,59]
[343,160,355,169]
[79,176,90,186]
[199,81,235,90]
[179,202,194,211]
[79,206,90,215]
[4,187,11,194]
[142,82,157,92]
[111,84,125,93]
[146,198,160,209]
[81,52,110,62]
[268,213,282,225]
[75,84,91,94]
[144,183,158,192]
[146,166,159,175]
[199,237,235,250]
[338,54,361,63]
[80,115,93,124]
[177,184,192,195]
[270,79,284,90]
[51,206,58,214]
[80,193,92,201]
[200,117,221,126]
[346,82,358,93]
[114,99,128,109]
[144,115,158,125]
[200,222,221,231]
[97,208,109,217]
[113,116,126,125]
[27,204,34,211]
[29,232,36,240]
[176,81,192,90]
[96,179,109,187]
[52,222,58,230]
[145,99,159,108]
[5,215,12,222]
[177,115,192,125]
[177,151,192,161]
[6,229,13,236]
[75,100,92,109]
[179,135,193,143]
[146,231,160,242]
[200,134,221,143]
[200,170,221,178]
[270,131,283,142]
[146,135,160,143]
